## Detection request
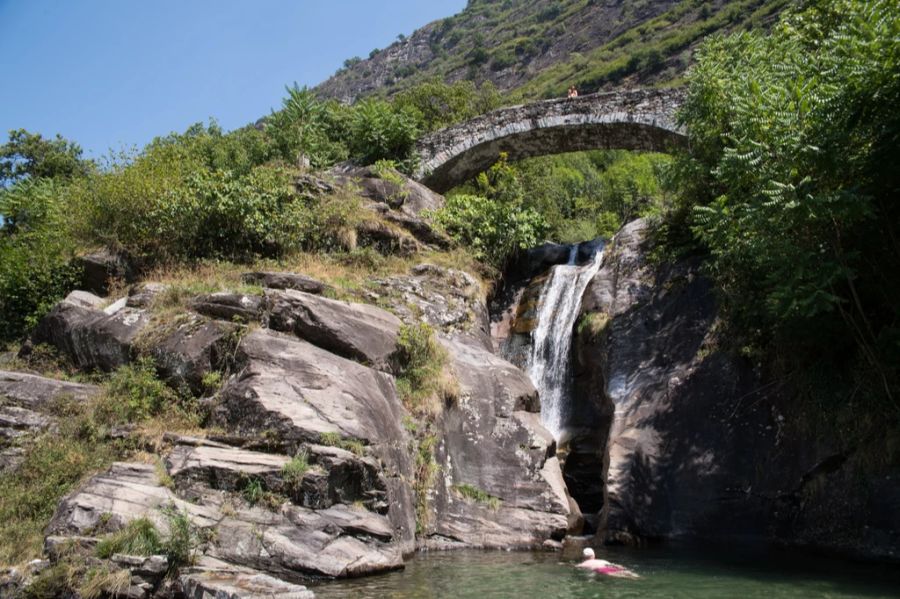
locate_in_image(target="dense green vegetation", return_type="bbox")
[666,0,900,435]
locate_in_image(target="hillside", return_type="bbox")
[316,0,787,102]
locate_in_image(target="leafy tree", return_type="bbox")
[265,85,349,168]
[671,0,900,406]
[0,129,92,186]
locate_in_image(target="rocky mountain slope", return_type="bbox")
[316,0,787,102]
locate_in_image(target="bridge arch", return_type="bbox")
[414,88,686,194]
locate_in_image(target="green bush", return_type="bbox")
[0,178,80,341]
[265,85,349,168]
[97,358,180,422]
[395,79,502,132]
[345,99,420,171]
[434,193,546,269]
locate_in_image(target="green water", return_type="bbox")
[312,546,900,598]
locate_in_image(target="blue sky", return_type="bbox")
[0,0,466,158]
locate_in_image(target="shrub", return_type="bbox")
[265,85,349,168]
[0,178,80,341]
[433,193,547,269]
[394,80,502,132]
[344,99,420,171]
[97,358,180,423]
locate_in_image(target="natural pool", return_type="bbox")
[312,545,900,599]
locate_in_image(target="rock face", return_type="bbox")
[31,259,578,594]
[31,300,150,372]
[421,335,574,549]
[573,219,900,560]
[0,371,100,472]
[333,166,452,251]
[266,290,402,372]
[76,248,137,295]
[241,272,330,295]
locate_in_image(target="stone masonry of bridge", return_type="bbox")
[414,88,686,193]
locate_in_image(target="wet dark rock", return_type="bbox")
[241,272,330,295]
[572,218,900,561]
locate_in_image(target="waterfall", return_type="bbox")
[525,244,605,441]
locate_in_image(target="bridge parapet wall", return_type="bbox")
[415,88,686,193]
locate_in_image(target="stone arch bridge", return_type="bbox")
[414,88,686,193]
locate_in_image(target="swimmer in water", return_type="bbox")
[576,548,641,579]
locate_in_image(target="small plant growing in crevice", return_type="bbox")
[281,450,310,486]
[238,476,283,510]
[577,311,610,341]
[393,323,458,417]
[452,483,501,510]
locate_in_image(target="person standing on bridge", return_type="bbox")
[567,85,579,99]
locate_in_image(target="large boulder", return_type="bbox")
[266,290,401,372]
[336,166,444,217]
[31,300,150,372]
[147,315,239,394]
[210,329,416,555]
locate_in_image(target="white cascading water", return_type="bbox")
[525,244,605,441]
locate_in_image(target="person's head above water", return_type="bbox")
[583,548,595,559]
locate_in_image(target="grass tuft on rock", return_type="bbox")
[282,450,310,485]
[95,517,163,558]
[318,431,366,456]
[453,483,501,510]
[452,484,501,511]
